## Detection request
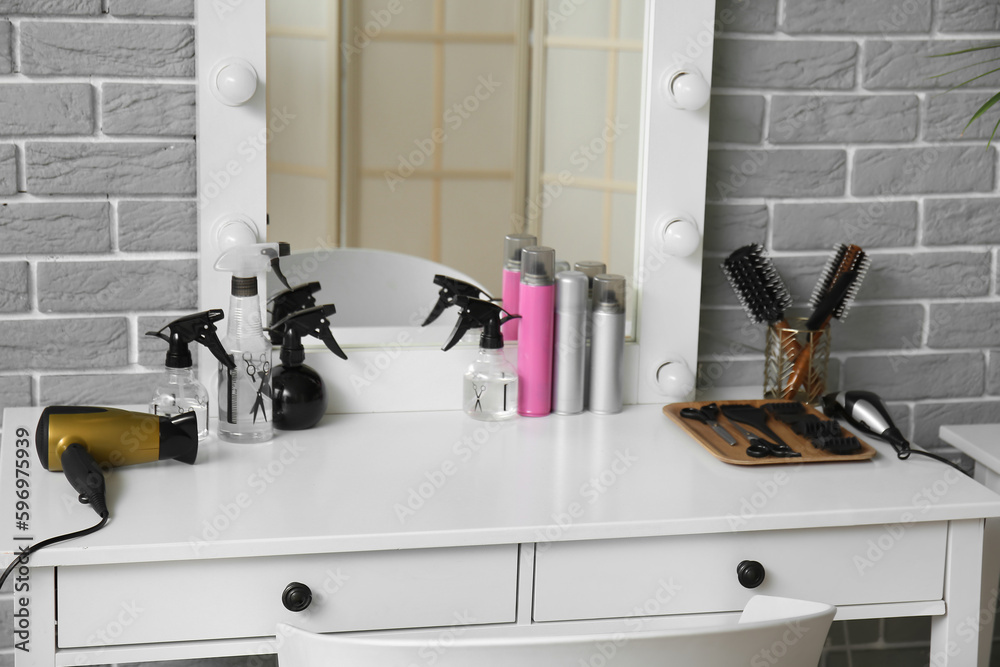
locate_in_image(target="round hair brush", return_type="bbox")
[782,243,870,400]
[721,244,800,365]
[721,243,793,328]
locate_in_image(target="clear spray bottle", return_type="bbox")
[442,296,520,421]
[146,309,236,440]
[214,243,280,443]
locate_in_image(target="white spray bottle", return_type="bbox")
[214,243,279,443]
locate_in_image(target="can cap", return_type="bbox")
[504,234,537,270]
[556,271,589,312]
[593,274,626,314]
[574,261,606,287]
[521,246,556,285]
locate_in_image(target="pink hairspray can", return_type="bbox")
[501,234,536,341]
[517,246,556,416]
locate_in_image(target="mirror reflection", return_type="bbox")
[265,0,644,331]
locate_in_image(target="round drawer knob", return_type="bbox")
[282,582,313,612]
[737,560,765,589]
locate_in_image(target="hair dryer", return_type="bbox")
[822,390,910,458]
[36,406,198,518]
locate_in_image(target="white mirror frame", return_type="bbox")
[196,0,714,414]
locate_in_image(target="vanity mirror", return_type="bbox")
[265,0,642,301]
[196,0,714,413]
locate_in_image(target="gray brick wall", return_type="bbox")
[0,4,198,665]
[703,2,1000,662]
[0,1,997,666]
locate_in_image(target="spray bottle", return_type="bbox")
[214,243,280,443]
[422,274,493,326]
[269,281,322,345]
[146,309,237,440]
[443,296,519,421]
[269,304,348,431]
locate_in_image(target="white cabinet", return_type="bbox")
[533,524,947,622]
[58,544,518,647]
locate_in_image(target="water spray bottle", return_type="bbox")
[422,274,494,326]
[269,304,348,431]
[443,296,519,421]
[146,309,236,440]
[215,243,280,443]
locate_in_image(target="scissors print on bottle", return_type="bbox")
[243,352,272,423]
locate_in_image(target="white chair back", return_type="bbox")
[277,595,835,667]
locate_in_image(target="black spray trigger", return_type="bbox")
[270,256,291,290]
[271,304,348,364]
[423,274,493,326]
[147,309,234,370]
[268,281,323,345]
[442,296,516,352]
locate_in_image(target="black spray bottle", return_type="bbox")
[443,296,519,421]
[146,310,237,441]
[269,281,322,345]
[269,304,348,430]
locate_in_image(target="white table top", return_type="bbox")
[4,405,1000,567]
[941,424,1000,472]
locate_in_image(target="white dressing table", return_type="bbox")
[4,405,1000,666]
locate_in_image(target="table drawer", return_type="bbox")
[533,523,947,622]
[58,544,518,648]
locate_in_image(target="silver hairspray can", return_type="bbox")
[574,261,606,408]
[589,274,626,414]
[552,271,588,415]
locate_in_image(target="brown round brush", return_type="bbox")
[782,244,869,400]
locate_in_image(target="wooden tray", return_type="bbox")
[663,399,877,466]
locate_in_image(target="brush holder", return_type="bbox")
[763,318,830,405]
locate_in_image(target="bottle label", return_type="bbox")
[241,351,272,423]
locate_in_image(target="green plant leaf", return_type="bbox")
[962,91,1000,135]
[930,43,1000,58]
[928,56,1000,80]
[942,66,1000,94]
[988,116,1000,148]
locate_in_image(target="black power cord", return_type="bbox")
[0,512,109,590]
[894,446,970,477]
[0,443,113,589]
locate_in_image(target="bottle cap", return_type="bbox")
[556,271,589,313]
[441,297,517,352]
[146,310,235,370]
[520,246,555,286]
[504,234,537,271]
[593,274,626,314]
[574,261,606,287]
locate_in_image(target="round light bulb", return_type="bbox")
[665,70,711,111]
[215,218,259,253]
[653,360,696,399]
[212,59,258,107]
[658,217,701,257]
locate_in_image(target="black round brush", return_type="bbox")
[721,243,793,328]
